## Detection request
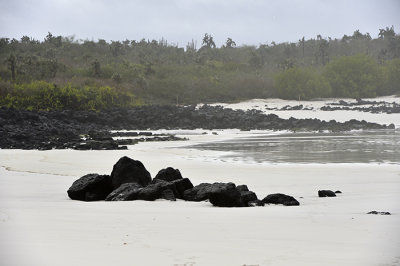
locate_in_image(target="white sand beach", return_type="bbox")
[209,95,400,128]
[1,100,400,266]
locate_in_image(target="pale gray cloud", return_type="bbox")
[0,0,399,46]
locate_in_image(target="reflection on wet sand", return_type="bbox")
[190,130,400,164]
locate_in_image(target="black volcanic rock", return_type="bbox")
[367,211,391,215]
[105,183,143,201]
[67,173,113,201]
[171,178,194,199]
[183,183,213,202]
[318,190,336,197]
[240,191,259,206]
[236,184,260,206]
[262,193,300,206]
[138,180,178,201]
[161,189,177,201]
[208,183,243,207]
[154,167,183,182]
[183,182,251,207]
[248,200,265,207]
[110,156,151,189]
[237,185,249,192]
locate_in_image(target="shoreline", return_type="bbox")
[1,96,398,150]
[1,97,399,265]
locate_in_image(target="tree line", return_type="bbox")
[0,27,399,109]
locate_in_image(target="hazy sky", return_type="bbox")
[1,0,399,47]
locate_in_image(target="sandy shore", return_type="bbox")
[1,130,400,266]
[210,95,400,128]
[1,99,400,266]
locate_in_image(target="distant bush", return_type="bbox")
[0,81,142,110]
[274,67,331,100]
[383,58,400,95]
[323,54,382,98]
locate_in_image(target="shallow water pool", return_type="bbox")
[188,130,400,164]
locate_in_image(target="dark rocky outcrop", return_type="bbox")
[236,184,260,206]
[367,211,391,215]
[137,180,178,201]
[183,182,254,207]
[110,156,151,189]
[183,183,213,202]
[67,173,113,201]
[322,100,400,114]
[0,105,394,150]
[171,178,194,199]
[105,183,143,201]
[208,183,244,207]
[240,191,259,206]
[248,200,265,207]
[281,104,303,111]
[161,189,176,201]
[262,193,300,206]
[73,140,125,150]
[154,167,183,182]
[334,190,342,194]
[318,190,336,197]
[237,185,249,192]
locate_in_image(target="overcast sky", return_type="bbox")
[1,0,399,47]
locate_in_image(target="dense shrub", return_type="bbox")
[323,54,382,98]
[274,67,331,100]
[383,58,400,95]
[0,81,141,110]
[0,30,399,105]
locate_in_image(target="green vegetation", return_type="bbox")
[384,58,400,95]
[274,67,331,100]
[274,54,400,99]
[0,81,141,110]
[323,54,382,98]
[0,28,399,110]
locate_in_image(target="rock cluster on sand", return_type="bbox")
[322,99,400,114]
[67,156,300,208]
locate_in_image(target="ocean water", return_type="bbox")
[189,130,400,164]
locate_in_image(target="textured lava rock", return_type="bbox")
[237,185,249,192]
[318,190,336,197]
[110,156,151,189]
[367,211,391,215]
[171,178,194,199]
[105,183,143,201]
[183,183,213,202]
[67,173,113,201]
[137,180,178,201]
[240,190,258,206]
[208,183,244,207]
[248,200,265,207]
[161,189,176,201]
[154,167,183,182]
[262,193,300,206]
